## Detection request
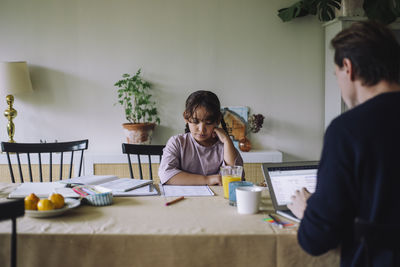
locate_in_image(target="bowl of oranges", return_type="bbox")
[24,193,80,218]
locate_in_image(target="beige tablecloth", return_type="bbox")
[0,183,339,267]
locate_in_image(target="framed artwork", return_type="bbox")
[221,106,248,148]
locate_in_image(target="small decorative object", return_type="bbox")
[222,106,248,149]
[239,113,265,152]
[239,136,252,152]
[114,69,160,144]
[248,114,265,134]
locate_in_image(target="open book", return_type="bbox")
[8,176,155,198]
[61,175,153,192]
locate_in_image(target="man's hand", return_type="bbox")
[287,187,311,220]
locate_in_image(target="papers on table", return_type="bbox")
[160,185,214,197]
[100,178,152,192]
[60,175,153,192]
[8,181,214,199]
[113,184,159,196]
[8,182,77,198]
[8,179,158,199]
[60,175,118,186]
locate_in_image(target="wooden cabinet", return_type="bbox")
[0,150,282,185]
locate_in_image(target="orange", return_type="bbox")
[24,193,40,210]
[24,199,38,210]
[37,199,55,211]
[48,193,65,209]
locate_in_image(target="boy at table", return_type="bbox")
[288,20,400,266]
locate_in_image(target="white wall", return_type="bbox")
[0,0,325,161]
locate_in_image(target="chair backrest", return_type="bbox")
[122,143,165,180]
[1,139,89,183]
[354,217,400,267]
[0,199,24,267]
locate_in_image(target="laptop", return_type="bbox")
[262,161,319,223]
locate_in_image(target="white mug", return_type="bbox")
[236,186,263,214]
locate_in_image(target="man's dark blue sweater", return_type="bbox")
[298,91,400,266]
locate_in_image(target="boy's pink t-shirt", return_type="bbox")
[158,133,243,184]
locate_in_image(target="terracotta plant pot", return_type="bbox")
[122,123,155,144]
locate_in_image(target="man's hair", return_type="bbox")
[331,20,400,86]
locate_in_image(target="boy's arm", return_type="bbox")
[213,128,238,166]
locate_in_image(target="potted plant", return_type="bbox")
[114,69,160,144]
[278,0,400,25]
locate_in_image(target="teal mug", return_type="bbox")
[229,181,253,206]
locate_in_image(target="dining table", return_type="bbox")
[0,182,339,267]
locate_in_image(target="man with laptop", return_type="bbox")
[284,21,400,266]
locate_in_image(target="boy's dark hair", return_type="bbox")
[331,20,400,86]
[183,90,229,134]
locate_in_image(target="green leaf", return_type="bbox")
[278,1,307,22]
[363,0,397,24]
[390,0,400,16]
[278,0,340,22]
[309,0,340,21]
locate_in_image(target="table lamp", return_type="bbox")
[0,61,33,143]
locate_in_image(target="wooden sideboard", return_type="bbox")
[0,150,282,184]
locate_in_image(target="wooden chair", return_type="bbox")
[354,217,400,267]
[122,143,165,180]
[1,139,88,183]
[0,199,24,267]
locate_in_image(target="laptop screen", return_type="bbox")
[262,162,319,210]
[268,167,317,206]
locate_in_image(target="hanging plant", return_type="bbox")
[278,0,400,25]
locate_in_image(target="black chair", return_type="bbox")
[1,139,88,183]
[0,199,24,267]
[122,143,165,180]
[354,218,400,267]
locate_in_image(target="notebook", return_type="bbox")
[262,161,318,223]
[159,185,215,197]
[61,175,153,192]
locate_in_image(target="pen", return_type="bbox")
[165,196,185,206]
[269,214,285,229]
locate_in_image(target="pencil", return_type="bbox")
[165,196,185,206]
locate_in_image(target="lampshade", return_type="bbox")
[0,61,33,96]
